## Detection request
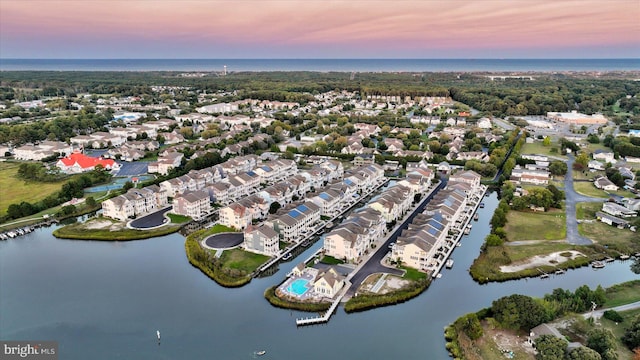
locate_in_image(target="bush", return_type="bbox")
[602,310,624,323]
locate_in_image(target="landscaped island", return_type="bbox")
[53,216,183,241]
[185,224,269,287]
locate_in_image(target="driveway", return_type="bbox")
[204,232,243,249]
[585,300,640,320]
[129,207,172,229]
[563,154,605,245]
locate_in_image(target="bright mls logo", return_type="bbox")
[1,341,58,359]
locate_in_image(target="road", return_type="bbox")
[345,179,447,297]
[563,154,605,245]
[584,300,640,320]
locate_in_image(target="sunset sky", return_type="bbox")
[1,0,638,59]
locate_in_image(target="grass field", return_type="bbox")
[576,202,603,220]
[219,249,269,273]
[604,281,640,308]
[166,213,191,224]
[572,170,605,181]
[578,222,640,253]
[0,162,69,216]
[521,141,565,159]
[573,181,636,199]
[504,209,566,241]
[600,308,640,360]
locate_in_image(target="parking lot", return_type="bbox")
[115,161,150,176]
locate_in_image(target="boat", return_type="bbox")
[619,254,630,260]
[473,213,479,221]
[445,259,454,269]
[555,269,566,275]
[256,350,266,356]
[456,242,461,247]
[282,253,292,261]
[436,273,442,279]
[604,257,615,263]
[157,330,160,341]
[591,261,605,269]
[463,227,471,235]
[540,273,549,279]
[479,203,485,208]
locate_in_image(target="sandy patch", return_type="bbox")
[488,327,537,358]
[84,220,114,229]
[357,273,411,295]
[500,251,585,273]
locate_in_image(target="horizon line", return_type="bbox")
[2,57,639,61]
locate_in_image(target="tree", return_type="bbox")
[457,313,483,340]
[269,202,281,214]
[85,196,97,208]
[534,334,567,360]
[492,294,548,330]
[567,346,602,360]
[543,136,552,147]
[622,315,640,350]
[549,161,568,176]
[122,181,134,191]
[587,328,617,358]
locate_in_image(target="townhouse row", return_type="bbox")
[391,170,482,273]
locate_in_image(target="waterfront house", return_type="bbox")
[243,224,280,256]
[218,203,253,230]
[172,190,211,220]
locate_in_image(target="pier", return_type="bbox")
[430,184,488,279]
[295,285,349,326]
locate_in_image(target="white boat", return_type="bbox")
[445,259,454,269]
[619,254,630,260]
[436,273,442,279]
[540,273,549,279]
[555,269,566,275]
[157,330,160,341]
[256,350,266,356]
[456,242,461,247]
[591,261,605,269]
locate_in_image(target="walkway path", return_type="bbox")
[584,300,640,320]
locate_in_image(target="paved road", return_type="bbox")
[129,207,172,229]
[584,300,640,320]
[563,155,605,245]
[345,179,447,297]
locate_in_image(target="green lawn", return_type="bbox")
[573,181,636,199]
[591,308,639,360]
[219,248,269,273]
[504,209,566,241]
[0,162,70,216]
[578,222,640,254]
[401,266,427,281]
[166,213,191,224]
[604,281,640,308]
[572,170,604,181]
[521,141,565,159]
[321,255,345,265]
[576,202,603,220]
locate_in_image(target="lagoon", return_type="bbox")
[1,192,637,359]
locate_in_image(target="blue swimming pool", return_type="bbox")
[287,279,310,297]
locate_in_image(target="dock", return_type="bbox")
[431,184,487,279]
[295,285,349,326]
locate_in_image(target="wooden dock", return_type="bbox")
[295,286,349,326]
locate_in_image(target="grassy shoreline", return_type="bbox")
[264,286,331,312]
[344,277,430,313]
[184,225,269,287]
[53,219,182,241]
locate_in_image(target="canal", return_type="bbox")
[0,191,637,360]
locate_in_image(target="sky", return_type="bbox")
[1,0,639,59]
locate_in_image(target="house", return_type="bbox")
[219,203,253,230]
[323,208,385,263]
[56,151,120,174]
[592,149,615,164]
[588,160,606,171]
[172,190,211,220]
[101,185,167,221]
[243,224,280,256]
[594,176,619,191]
[602,202,638,218]
[596,211,630,228]
[312,268,345,298]
[449,170,481,189]
[270,202,321,242]
[353,153,374,167]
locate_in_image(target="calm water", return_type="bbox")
[0,59,638,72]
[1,192,637,360]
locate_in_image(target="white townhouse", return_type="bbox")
[101,185,167,221]
[310,189,343,217]
[172,190,211,220]
[243,224,280,256]
[218,203,253,230]
[323,208,385,263]
[270,202,321,242]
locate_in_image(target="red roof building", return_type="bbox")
[56,151,120,173]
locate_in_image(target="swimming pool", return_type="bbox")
[286,279,310,297]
